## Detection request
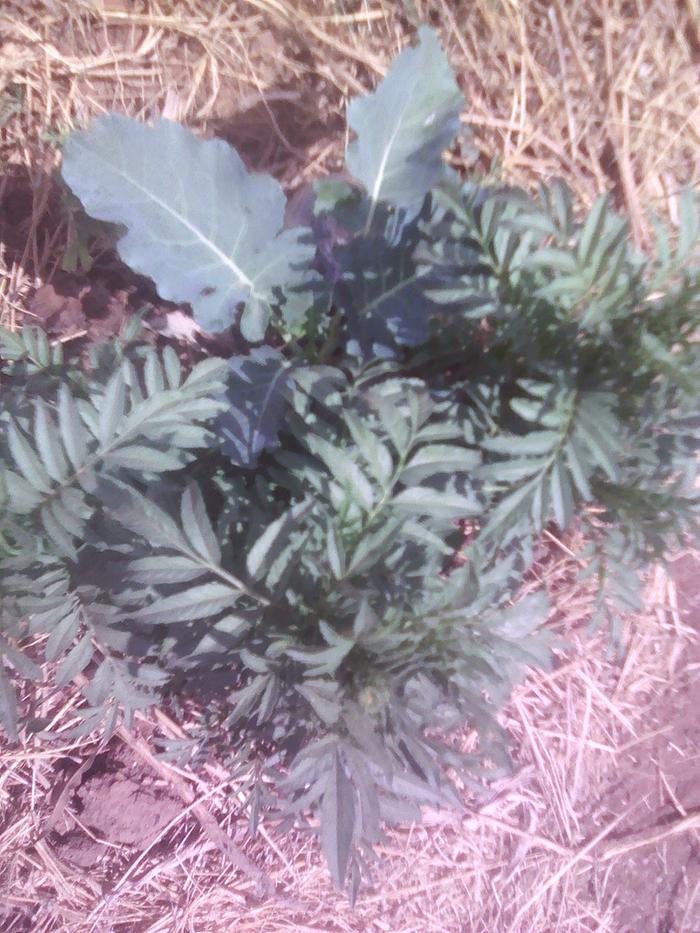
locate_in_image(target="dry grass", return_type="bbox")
[1,1,699,930]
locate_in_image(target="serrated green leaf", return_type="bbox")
[296,681,342,725]
[345,412,394,484]
[577,193,609,266]
[0,642,42,682]
[247,499,312,580]
[34,400,68,482]
[3,470,43,513]
[49,498,85,540]
[45,608,80,662]
[550,180,574,235]
[181,484,221,564]
[476,459,545,483]
[41,504,78,559]
[490,593,549,639]
[132,582,237,625]
[58,384,89,471]
[217,348,292,468]
[55,633,94,687]
[127,555,208,584]
[98,369,126,444]
[144,351,165,395]
[400,445,479,485]
[104,445,184,471]
[305,436,375,511]
[574,418,619,482]
[549,459,574,529]
[326,521,345,579]
[0,665,18,741]
[8,421,52,493]
[346,517,404,576]
[162,345,183,389]
[678,188,699,260]
[482,431,559,456]
[320,751,356,888]
[285,640,353,677]
[526,247,578,274]
[510,397,544,423]
[391,487,478,518]
[227,674,270,724]
[564,437,592,499]
[104,485,187,550]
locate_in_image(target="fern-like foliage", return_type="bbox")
[1,26,698,898]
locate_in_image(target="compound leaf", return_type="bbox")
[217,348,292,468]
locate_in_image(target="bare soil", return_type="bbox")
[48,748,183,871]
[583,553,700,932]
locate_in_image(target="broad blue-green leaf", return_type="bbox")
[217,348,292,468]
[345,27,463,221]
[61,114,313,336]
[337,235,437,356]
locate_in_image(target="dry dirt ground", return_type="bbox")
[1,2,700,931]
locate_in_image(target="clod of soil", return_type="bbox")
[51,753,182,869]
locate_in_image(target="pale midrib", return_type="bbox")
[79,140,256,293]
[359,266,428,319]
[363,91,415,235]
[251,362,292,444]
